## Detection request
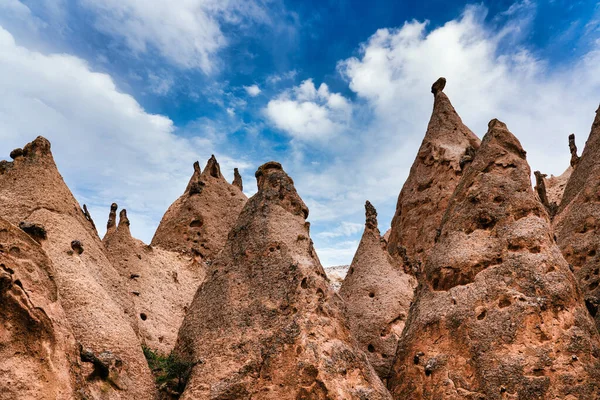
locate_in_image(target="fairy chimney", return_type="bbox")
[387,78,481,273]
[174,162,390,399]
[151,156,247,260]
[388,119,600,399]
[555,106,600,331]
[339,201,417,380]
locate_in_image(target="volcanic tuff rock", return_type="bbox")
[387,78,481,272]
[388,119,600,399]
[175,162,390,399]
[0,137,156,399]
[339,201,417,380]
[0,218,78,400]
[151,156,247,260]
[103,205,205,354]
[555,107,600,331]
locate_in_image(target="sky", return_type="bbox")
[0,0,599,267]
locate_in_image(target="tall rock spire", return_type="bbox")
[339,201,416,380]
[555,105,600,331]
[103,205,205,354]
[0,137,157,398]
[151,156,247,259]
[174,162,390,399]
[387,78,481,273]
[232,167,243,191]
[389,119,600,399]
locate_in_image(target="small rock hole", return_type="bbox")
[140,313,147,321]
[477,310,487,320]
[301,278,308,289]
[367,344,375,353]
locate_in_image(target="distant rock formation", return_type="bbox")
[0,137,156,398]
[555,107,600,331]
[175,162,390,399]
[151,156,247,260]
[103,205,205,354]
[232,167,243,191]
[0,218,78,399]
[387,78,481,273]
[389,120,600,399]
[323,265,349,291]
[339,201,416,381]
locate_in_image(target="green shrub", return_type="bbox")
[142,346,195,394]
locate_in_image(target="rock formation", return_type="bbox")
[232,167,243,191]
[151,156,247,260]
[175,162,390,399]
[387,78,481,273]
[555,107,600,331]
[0,218,78,399]
[339,201,416,381]
[0,137,156,398]
[389,119,600,399]
[103,205,205,354]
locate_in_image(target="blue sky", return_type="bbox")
[1,0,599,266]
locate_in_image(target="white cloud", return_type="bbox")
[244,84,261,96]
[265,79,352,140]
[317,221,364,238]
[0,25,246,242]
[78,0,270,73]
[316,240,359,267]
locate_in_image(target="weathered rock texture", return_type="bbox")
[555,107,600,331]
[103,205,205,354]
[389,120,600,399]
[152,157,247,260]
[339,201,416,380]
[0,137,156,399]
[387,78,481,272]
[0,218,78,400]
[175,162,390,399]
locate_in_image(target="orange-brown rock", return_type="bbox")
[339,201,416,380]
[151,156,247,260]
[175,162,390,399]
[103,205,205,354]
[387,78,481,272]
[555,107,600,331]
[0,218,78,399]
[389,120,600,399]
[232,167,243,191]
[0,137,156,398]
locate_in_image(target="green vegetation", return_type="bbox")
[142,346,195,395]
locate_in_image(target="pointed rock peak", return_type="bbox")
[106,203,118,231]
[193,160,201,174]
[431,77,446,95]
[118,209,130,227]
[483,118,526,158]
[232,167,243,191]
[365,200,378,230]
[255,161,308,219]
[22,136,52,158]
[569,133,580,167]
[202,154,222,179]
[184,161,204,195]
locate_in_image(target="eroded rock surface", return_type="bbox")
[555,107,600,331]
[0,137,156,399]
[151,157,247,260]
[389,120,600,399]
[0,218,78,400]
[339,201,416,380]
[103,205,205,354]
[387,78,481,272]
[175,162,390,399]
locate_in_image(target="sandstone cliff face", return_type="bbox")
[151,157,247,260]
[339,201,416,381]
[387,78,481,272]
[103,205,205,354]
[0,218,78,400]
[0,137,156,399]
[555,107,600,331]
[175,162,390,400]
[389,120,600,399]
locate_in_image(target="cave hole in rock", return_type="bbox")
[301,277,308,289]
[140,313,147,321]
[367,344,375,353]
[477,310,487,320]
[369,292,375,298]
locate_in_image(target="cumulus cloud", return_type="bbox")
[317,221,364,239]
[265,79,352,140]
[0,25,247,242]
[78,0,270,73]
[273,4,600,265]
[244,84,262,96]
